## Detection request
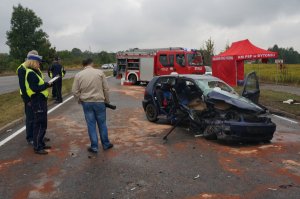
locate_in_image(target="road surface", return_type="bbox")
[261,83,300,96]
[0,77,300,199]
[0,70,78,95]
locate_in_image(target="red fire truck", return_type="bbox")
[116,47,205,84]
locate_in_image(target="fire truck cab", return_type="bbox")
[116,47,205,84]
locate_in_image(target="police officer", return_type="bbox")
[49,57,66,103]
[25,53,52,155]
[16,50,37,145]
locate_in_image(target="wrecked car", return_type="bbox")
[142,72,276,142]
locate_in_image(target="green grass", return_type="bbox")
[260,89,300,116]
[245,64,300,86]
[235,86,300,116]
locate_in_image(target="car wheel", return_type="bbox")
[203,125,218,140]
[146,104,158,122]
[128,74,137,85]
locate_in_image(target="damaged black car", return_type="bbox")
[142,72,276,142]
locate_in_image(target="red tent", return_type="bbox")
[212,39,278,86]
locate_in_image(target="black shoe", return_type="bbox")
[34,149,48,155]
[103,144,114,151]
[43,145,52,149]
[87,147,98,153]
[55,100,63,104]
[44,137,50,142]
[27,140,34,146]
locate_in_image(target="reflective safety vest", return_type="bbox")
[16,63,26,95]
[25,68,49,98]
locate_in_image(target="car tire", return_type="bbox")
[128,74,138,85]
[146,104,158,122]
[203,125,218,140]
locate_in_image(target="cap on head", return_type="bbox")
[26,50,43,62]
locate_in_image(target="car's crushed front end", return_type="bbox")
[199,89,276,141]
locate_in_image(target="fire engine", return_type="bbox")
[116,47,205,84]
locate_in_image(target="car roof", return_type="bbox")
[159,74,221,81]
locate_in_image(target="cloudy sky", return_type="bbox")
[1,0,300,54]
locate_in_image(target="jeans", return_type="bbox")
[24,102,34,142]
[82,102,111,151]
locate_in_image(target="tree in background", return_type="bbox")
[268,45,300,64]
[6,4,55,65]
[200,37,215,66]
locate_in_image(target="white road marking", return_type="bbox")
[0,75,112,147]
[272,114,298,124]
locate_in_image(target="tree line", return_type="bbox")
[0,4,115,73]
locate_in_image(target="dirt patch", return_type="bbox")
[0,158,22,171]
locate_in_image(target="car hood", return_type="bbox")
[205,89,264,113]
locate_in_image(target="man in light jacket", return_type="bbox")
[72,58,113,153]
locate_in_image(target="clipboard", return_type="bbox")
[48,76,60,84]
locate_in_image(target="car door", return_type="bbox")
[241,72,260,104]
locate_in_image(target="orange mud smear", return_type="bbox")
[0,158,22,171]
[218,156,244,176]
[109,107,170,158]
[186,193,241,199]
[111,86,144,99]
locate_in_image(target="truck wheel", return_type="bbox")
[128,74,137,85]
[203,125,218,140]
[146,104,158,122]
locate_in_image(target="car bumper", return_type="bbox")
[217,120,276,141]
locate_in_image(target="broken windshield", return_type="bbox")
[195,79,234,94]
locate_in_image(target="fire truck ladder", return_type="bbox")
[117,47,185,56]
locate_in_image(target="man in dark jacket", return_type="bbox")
[49,57,66,103]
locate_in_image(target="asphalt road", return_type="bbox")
[0,77,300,199]
[0,70,78,95]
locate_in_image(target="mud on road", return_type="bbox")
[0,77,300,199]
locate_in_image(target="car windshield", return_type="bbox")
[187,53,202,66]
[195,79,234,94]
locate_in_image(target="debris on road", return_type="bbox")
[130,187,136,191]
[193,174,200,180]
[267,187,277,191]
[283,99,300,104]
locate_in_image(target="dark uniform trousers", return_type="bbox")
[54,78,62,102]
[31,96,48,151]
[24,102,34,142]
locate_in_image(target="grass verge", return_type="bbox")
[0,70,113,129]
[235,87,300,116]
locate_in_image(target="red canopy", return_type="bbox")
[212,39,278,86]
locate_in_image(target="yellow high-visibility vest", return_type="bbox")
[16,63,26,95]
[25,68,49,98]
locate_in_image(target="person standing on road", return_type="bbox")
[25,53,53,155]
[72,58,113,153]
[49,57,66,103]
[16,50,38,145]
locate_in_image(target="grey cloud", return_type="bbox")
[0,0,300,53]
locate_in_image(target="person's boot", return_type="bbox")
[34,149,48,155]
